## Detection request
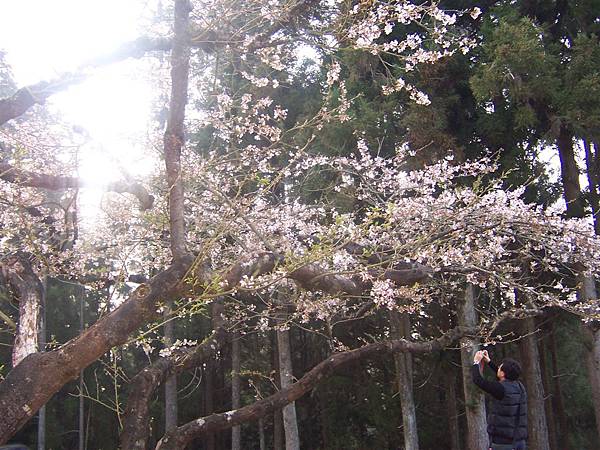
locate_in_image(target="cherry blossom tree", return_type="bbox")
[0,0,599,447]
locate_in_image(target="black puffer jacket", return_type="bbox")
[487,380,528,444]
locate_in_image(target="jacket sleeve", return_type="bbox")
[471,363,505,400]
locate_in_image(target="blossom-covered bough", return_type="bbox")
[0,0,598,447]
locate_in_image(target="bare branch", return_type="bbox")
[0,162,154,210]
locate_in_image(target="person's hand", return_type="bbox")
[473,350,484,364]
[482,350,490,363]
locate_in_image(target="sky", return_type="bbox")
[0,1,159,217]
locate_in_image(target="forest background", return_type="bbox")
[1,0,600,449]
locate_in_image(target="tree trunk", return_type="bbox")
[390,311,419,450]
[445,368,461,450]
[258,418,266,450]
[37,276,47,450]
[79,285,86,450]
[277,324,300,450]
[3,256,44,367]
[538,328,558,450]
[163,0,191,261]
[164,312,178,432]
[272,332,284,450]
[584,139,600,234]
[556,125,585,217]
[231,332,242,450]
[518,317,551,450]
[548,319,569,450]
[204,360,216,450]
[458,284,488,450]
[579,276,600,441]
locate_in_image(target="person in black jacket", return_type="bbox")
[472,350,528,450]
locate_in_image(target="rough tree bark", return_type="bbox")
[154,327,469,450]
[390,311,419,450]
[203,360,216,450]
[458,284,488,450]
[37,276,46,450]
[163,0,191,261]
[518,317,551,450]
[0,255,44,367]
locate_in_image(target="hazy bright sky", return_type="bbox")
[0,1,158,211]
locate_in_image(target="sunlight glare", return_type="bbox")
[0,1,160,222]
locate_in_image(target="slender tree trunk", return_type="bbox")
[538,328,558,450]
[445,367,461,450]
[277,324,300,450]
[458,284,488,450]
[548,319,569,450]
[203,300,225,450]
[556,125,585,217]
[258,418,266,450]
[37,276,47,450]
[272,332,284,450]
[79,285,86,450]
[579,276,600,440]
[154,328,470,450]
[231,332,242,450]
[164,311,177,432]
[390,311,419,450]
[204,360,216,450]
[584,139,600,234]
[556,130,600,442]
[518,317,551,450]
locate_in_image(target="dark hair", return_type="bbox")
[500,358,522,381]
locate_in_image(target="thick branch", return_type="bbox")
[163,0,192,260]
[0,256,191,444]
[155,326,468,450]
[0,162,154,209]
[120,327,229,450]
[0,250,429,443]
[222,252,432,296]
